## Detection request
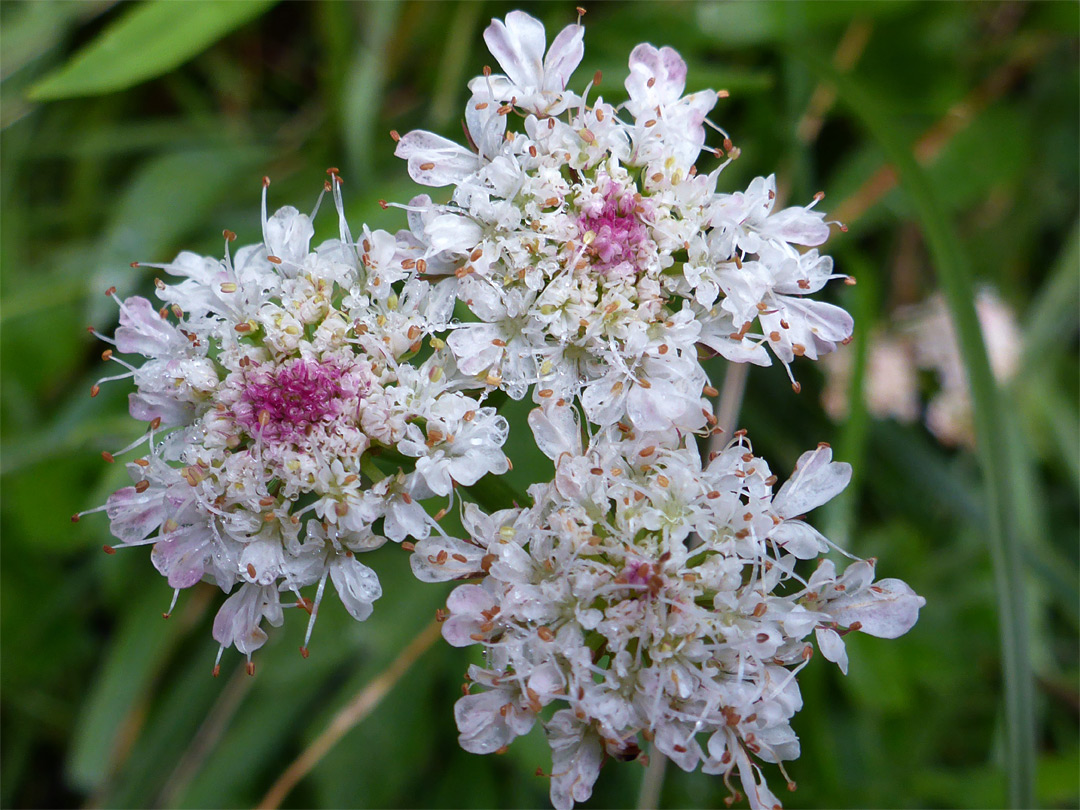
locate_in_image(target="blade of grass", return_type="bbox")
[341,1,400,180]
[1020,222,1079,370]
[822,250,877,549]
[801,53,1036,808]
[27,0,278,101]
[255,617,442,809]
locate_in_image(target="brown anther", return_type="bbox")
[791,382,802,394]
[134,480,151,494]
[401,541,416,552]
[103,544,116,554]
[703,384,719,397]
[419,162,436,171]
[234,323,252,333]
[538,388,553,399]
[590,467,604,475]
[480,554,497,573]
[262,175,271,188]
[491,338,508,347]
[537,626,555,642]
[212,665,221,678]
[792,343,806,357]
[102,451,115,463]
[656,474,670,487]
[105,286,117,297]
[246,661,256,676]
[223,229,237,242]
[259,497,275,507]
[90,385,101,398]
[717,89,730,99]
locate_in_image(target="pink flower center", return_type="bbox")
[578,187,652,272]
[235,359,350,443]
[625,560,654,587]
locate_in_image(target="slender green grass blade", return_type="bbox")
[27,0,278,101]
[1021,222,1079,369]
[799,51,1036,808]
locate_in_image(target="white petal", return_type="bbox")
[815,626,849,675]
[329,555,382,621]
[773,445,851,518]
[828,578,926,639]
[484,11,547,90]
[527,402,582,461]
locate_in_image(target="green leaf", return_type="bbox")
[27,0,278,101]
[66,583,205,791]
[799,51,1037,808]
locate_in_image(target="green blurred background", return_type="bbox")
[1,1,1077,808]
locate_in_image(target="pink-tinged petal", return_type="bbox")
[546,710,603,810]
[543,23,584,90]
[409,535,485,582]
[442,584,498,647]
[815,626,849,675]
[780,296,855,350]
[455,689,534,754]
[115,296,185,356]
[464,95,507,161]
[828,578,926,639]
[762,205,830,246]
[239,539,286,585]
[625,44,687,109]
[150,526,210,589]
[425,214,483,255]
[767,519,829,559]
[626,378,687,432]
[212,584,277,655]
[484,11,547,90]
[128,391,194,426]
[394,131,478,186]
[734,744,784,810]
[264,206,314,266]
[447,323,504,375]
[105,486,167,545]
[527,403,582,461]
[329,555,382,621]
[773,445,851,518]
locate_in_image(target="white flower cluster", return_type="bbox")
[395,11,853,432]
[414,411,923,809]
[81,9,924,808]
[393,11,923,809]
[79,175,510,671]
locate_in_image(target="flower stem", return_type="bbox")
[637,749,668,810]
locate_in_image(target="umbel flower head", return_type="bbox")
[396,9,924,809]
[416,407,925,810]
[394,9,853,437]
[77,172,510,671]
